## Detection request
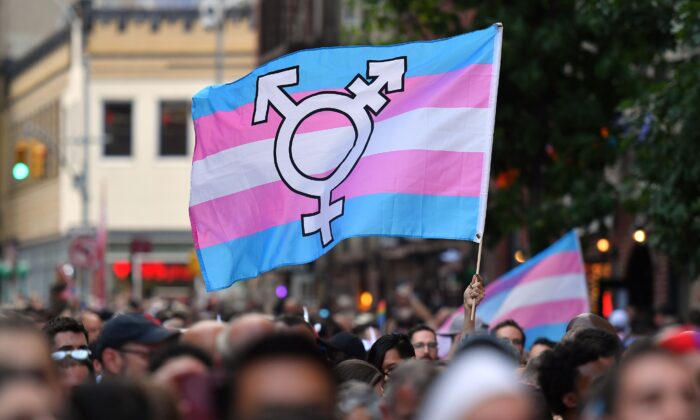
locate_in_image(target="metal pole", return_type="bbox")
[81,22,90,227]
[79,5,91,305]
[132,253,143,302]
[215,0,224,83]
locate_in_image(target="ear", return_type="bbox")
[563,392,578,409]
[101,348,122,376]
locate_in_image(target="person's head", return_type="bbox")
[336,381,380,420]
[326,332,367,364]
[275,315,317,343]
[381,359,438,420]
[589,344,698,420]
[491,319,526,357]
[528,337,556,361]
[43,317,93,390]
[564,312,616,340]
[149,343,213,388]
[217,313,275,362]
[96,313,179,379]
[0,315,61,413]
[333,359,383,394]
[226,333,336,420]
[80,311,103,344]
[367,333,415,379]
[0,374,59,420]
[67,381,180,420]
[537,329,620,418]
[419,337,533,420]
[408,325,438,361]
[181,320,225,364]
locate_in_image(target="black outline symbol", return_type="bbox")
[253,56,407,246]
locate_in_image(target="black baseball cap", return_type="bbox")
[326,332,366,361]
[95,313,178,359]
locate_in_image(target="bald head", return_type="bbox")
[218,314,275,361]
[181,320,225,363]
[564,313,616,340]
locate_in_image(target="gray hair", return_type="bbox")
[383,359,439,410]
[336,380,380,420]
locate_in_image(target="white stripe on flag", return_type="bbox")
[490,273,588,322]
[190,107,492,206]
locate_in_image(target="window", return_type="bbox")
[159,101,189,156]
[104,102,132,156]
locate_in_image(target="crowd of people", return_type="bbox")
[0,275,699,420]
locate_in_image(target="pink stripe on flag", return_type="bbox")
[191,150,483,249]
[192,64,492,161]
[490,298,589,330]
[485,252,584,297]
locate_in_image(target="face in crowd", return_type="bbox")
[367,333,416,380]
[604,347,699,420]
[43,317,93,391]
[96,313,178,379]
[228,334,336,420]
[409,325,439,361]
[491,319,526,358]
[80,311,103,345]
[0,317,61,420]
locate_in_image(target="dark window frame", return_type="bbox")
[103,101,133,157]
[158,100,190,157]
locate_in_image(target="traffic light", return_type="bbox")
[11,139,47,181]
[12,141,29,181]
[29,141,47,179]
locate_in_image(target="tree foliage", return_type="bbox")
[619,0,700,278]
[353,1,696,269]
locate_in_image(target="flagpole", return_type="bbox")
[470,233,484,321]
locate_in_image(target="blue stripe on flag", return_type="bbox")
[192,25,499,120]
[198,193,480,291]
[524,322,569,349]
[478,231,581,322]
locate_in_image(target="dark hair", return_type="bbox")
[366,333,415,373]
[43,316,89,345]
[148,343,213,373]
[537,329,619,416]
[407,324,436,342]
[333,359,382,387]
[531,337,556,349]
[225,334,336,419]
[572,328,621,359]
[490,319,526,345]
[68,381,180,420]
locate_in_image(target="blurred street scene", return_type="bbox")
[0,1,699,419]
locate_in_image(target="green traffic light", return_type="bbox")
[12,162,30,180]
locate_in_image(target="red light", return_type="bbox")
[111,261,193,282]
[602,290,613,318]
[112,261,131,279]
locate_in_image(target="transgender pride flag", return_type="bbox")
[190,24,503,291]
[465,231,589,348]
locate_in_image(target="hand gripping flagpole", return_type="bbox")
[471,232,484,321]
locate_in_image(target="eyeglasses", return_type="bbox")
[51,349,91,362]
[118,348,150,360]
[412,342,438,350]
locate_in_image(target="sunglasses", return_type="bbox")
[51,349,91,362]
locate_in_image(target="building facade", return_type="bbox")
[0,2,257,304]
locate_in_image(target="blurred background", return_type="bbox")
[0,0,698,324]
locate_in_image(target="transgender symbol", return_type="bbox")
[253,56,407,247]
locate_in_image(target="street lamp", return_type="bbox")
[596,238,611,253]
[633,228,647,244]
